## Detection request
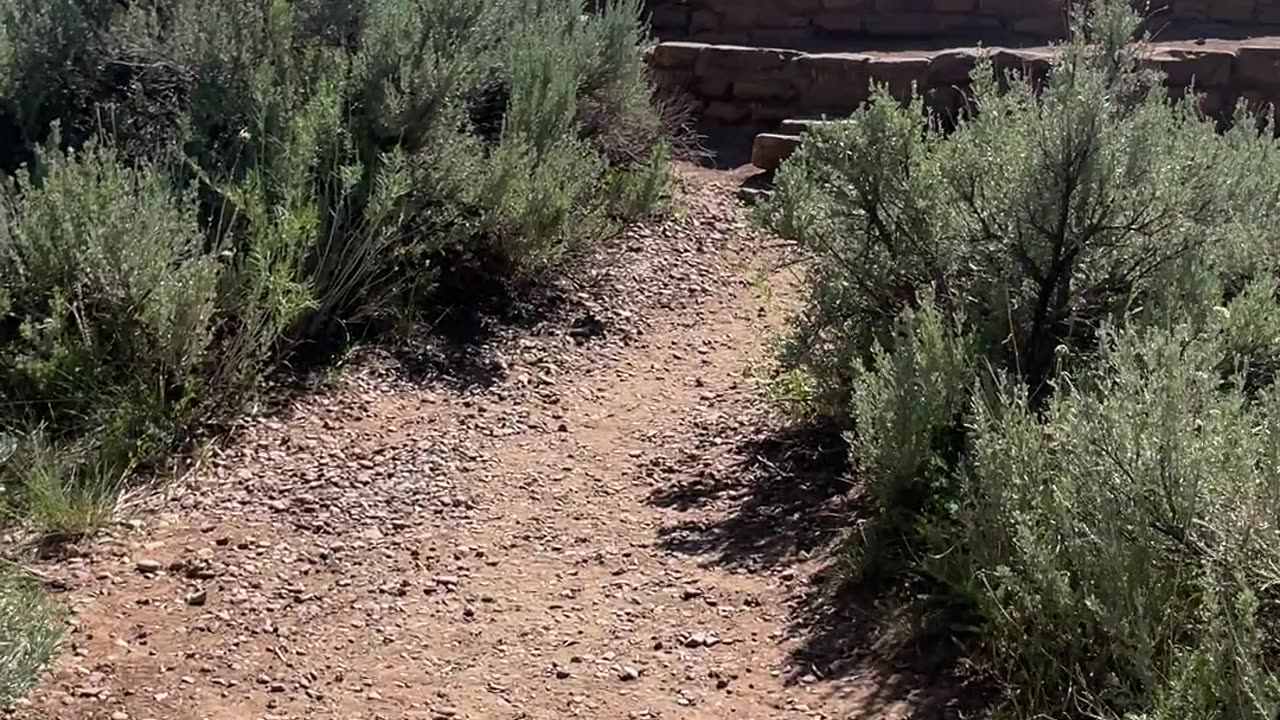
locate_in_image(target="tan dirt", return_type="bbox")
[9,166,950,720]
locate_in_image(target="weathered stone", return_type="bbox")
[752,103,797,121]
[1259,3,1280,21]
[993,48,1053,83]
[691,9,721,31]
[1210,0,1255,20]
[937,14,1003,33]
[813,11,864,30]
[697,76,733,98]
[779,118,837,133]
[875,0,933,11]
[978,0,1049,16]
[1149,46,1236,87]
[649,68,695,93]
[751,133,801,170]
[927,48,982,86]
[695,45,801,77]
[749,28,816,47]
[1170,0,1212,18]
[925,84,968,117]
[1235,43,1280,86]
[864,13,947,35]
[651,42,710,70]
[791,53,872,110]
[866,54,931,99]
[1242,89,1279,123]
[650,5,691,30]
[732,77,797,102]
[703,101,752,123]
[1011,15,1068,36]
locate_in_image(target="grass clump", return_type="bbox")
[758,1,1280,717]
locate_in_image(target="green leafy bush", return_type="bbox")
[759,1,1280,717]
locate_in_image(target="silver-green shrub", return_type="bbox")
[759,0,1280,716]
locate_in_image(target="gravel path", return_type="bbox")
[10,167,938,720]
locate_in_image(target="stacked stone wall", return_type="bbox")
[649,40,1280,123]
[645,0,1280,47]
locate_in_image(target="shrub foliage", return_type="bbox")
[0,0,668,698]
[760,2,1280,717]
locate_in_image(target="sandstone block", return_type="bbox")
[703,101,752,123]
[650,42,709,70]
[927,48,982,86]
[750,28,817,47]
[752,133,802,170]
[876,0,934,11]
[938,14,1004,33]
[649,5,691,29]
[752,103,799,121]
[979,0,1053,17]
[733,77,798,101]
[993,48,1053,83]
[691,9,720,31]
[1011,15,1068,36]
[1148,46,1236,87]
[814,11,864,30]
[697,76,733,98]
[1169,0,1211,18]
[1209,0,1255,19]
[695,45,801,77]
[779,118,837,133]
[863,13,947,35]
[934,0,978,12]
[790,53,873,110]
[867,54,931,99]
[1242,88,1279,118]
[648,68,695,94]
[925,84,968,118]
[1235,44,1280,87]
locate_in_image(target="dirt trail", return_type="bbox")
[12,167,933,720]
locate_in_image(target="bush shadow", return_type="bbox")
[385,260,612,393]
[649,420,992,719]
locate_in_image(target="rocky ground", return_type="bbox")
[7,166,965,720]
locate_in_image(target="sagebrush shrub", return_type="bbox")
[760,17,1280,417]
[949,325,1280,719]
[0,140,218,437]
[759,0,1280,716]
[0,0,669,536]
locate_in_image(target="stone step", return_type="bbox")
[650,38,1280,126]
[751,133,802,171]
[778,118,838,134]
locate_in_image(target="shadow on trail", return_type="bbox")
[649,421,992,719]
[388,263,606,392]
[648,421,852,568]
